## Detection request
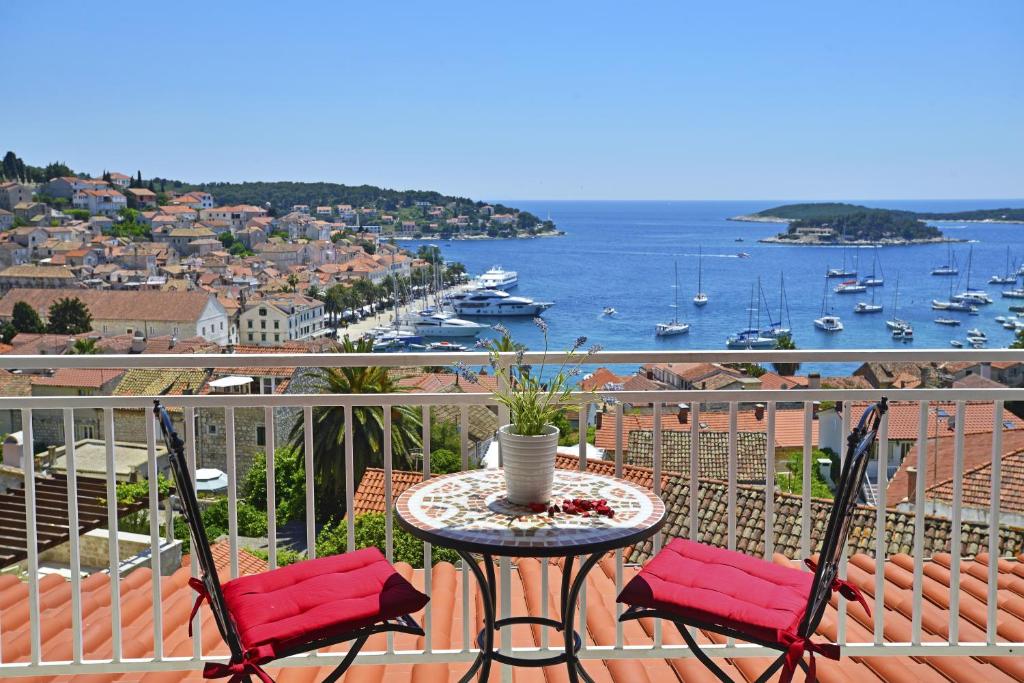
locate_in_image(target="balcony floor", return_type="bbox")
[2,541,1023,682]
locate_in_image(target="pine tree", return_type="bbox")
[47,297,93,335]
[12,302,45,334]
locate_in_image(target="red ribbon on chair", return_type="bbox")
[804,559,872,617]
[187,577,209,637]
[203,645,276,683]
[778,631,840,683]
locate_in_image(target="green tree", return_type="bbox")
[47,297,93,335]
[0,322,17,344]
[288,336,422,520]
[772,334,800,376]
[12,301,45,334]
[1012,329,1024,349]
[241,447,307,525]
[777,449,835,498]
[430,448,463,475]
[69,338,99,355]
[315,512,458,568]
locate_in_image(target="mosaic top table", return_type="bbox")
[395,467,666,683]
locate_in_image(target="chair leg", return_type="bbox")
[753,653,788,683]
[674,621,735,683]
[322,634,370,683]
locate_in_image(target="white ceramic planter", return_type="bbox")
[498,423,560,505]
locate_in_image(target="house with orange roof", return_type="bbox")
[42,176,109,200]
[200,204,268,229]
[72,188,126,216]
[125,186,157,208]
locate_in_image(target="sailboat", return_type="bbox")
[933,261,978,312]
[989,247,1017,285]
[886,273,909,330]
[854,282,883,314]
[655,261,690,336]
[952,246,992,304]
[693,246,708,306]
[826,242,857,278]
[726,281,775,348]
[860,250,884,287]
[761,272,793,339]
[814,271,844,332]
[931,242,959,276]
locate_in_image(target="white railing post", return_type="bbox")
[764,402,776,559]
[949,401,966,644]
[62,409,83,663]
[265,407,276,570]
[801,401,812,559]
[103,408,122,663]
[912,400,928,645]
[874,410,890,645]
[303,406,315,559]
[145,408,163,660]
[21,408,41,666]
[225,407,238,580]
[987,401,1003,645]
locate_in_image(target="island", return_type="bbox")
[729,202,1024,245]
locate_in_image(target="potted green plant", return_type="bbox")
[455,320,600,505]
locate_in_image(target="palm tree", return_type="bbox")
[288,336,421,520]
[69,338,99,355]
[772,334,800,376]
[285,273,300,293]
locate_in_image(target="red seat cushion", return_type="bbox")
[222,547,428,655]
[617,538,812,644]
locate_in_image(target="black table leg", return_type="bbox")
[458,551,495,683]
[561,552,602,683]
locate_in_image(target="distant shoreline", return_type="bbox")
[756,235,966,246]
[392,230,565,241]
[731,213,1024,226]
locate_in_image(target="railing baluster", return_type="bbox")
[383,406,395,654]
[146,408,163,660]
[225,407,238,580]
[801,401,812,560]
[689,401,700,541]
[185,406,201,660]
[265,407,277,570]
[727,402,737,550]
[303,406,315,559]
[764,402,776,559]
[615,402,624,650]
[874,410,890,645]
[21,409,41,666]
[459,404,471,652]
[949,401,966,644]
[838,403,852,646]
[988,401,1003,645]
[420,406,432,654]
[652,401,662,648]
[579,401,588,472]
[345,405,356,552]
[62,409,83,663]
[103,408,122,663]
[912,400,928,645]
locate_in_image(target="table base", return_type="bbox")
[457,550,602,683]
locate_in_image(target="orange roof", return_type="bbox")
[848,400,1024,441]
[30,368,124,389]
[595,407,816,451]
[1,546,1021,680]
[928,448,1024,515]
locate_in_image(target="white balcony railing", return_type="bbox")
[0,348,1022,679]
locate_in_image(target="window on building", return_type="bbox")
[259,308,267,316]
[261,377,275,394]
[248,333,254,341]
[274,320,279,329]
[247,320,253,328]
[208,424,218,435]
[274,333,280,342]
[255,426,266,447]
[261,333,266,341]
[261,320,266,329]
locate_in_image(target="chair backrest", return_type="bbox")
[153,401,245,660]
[798,397,887,637]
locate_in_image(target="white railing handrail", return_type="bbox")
[0,347,1022,370]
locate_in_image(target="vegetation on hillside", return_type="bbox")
[915,208,1024,222]
[751,203,941,241]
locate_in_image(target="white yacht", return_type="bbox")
[835,280,867,294]
[656,261,690,337]
[1002,288,1024,299]
[693,246,708,306]
[854,302,883,314]
[409,311,485,338]
[814,315,844,332]
[448,289,552,316]
[476,266,518,290]
[726,329,776,349]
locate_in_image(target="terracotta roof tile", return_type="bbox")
[29,367,124,389]
[928,449,1024,515]
[847,400,1024,441]
[626,430,768,482]
[595,408,814,451]
[0,288,219,323]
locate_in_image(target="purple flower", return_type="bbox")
[514,349,525,366]
[493,323,511,338]
[587,343,604,356]
[573,335,588,350]
[569,367,581,377]
[533,317,548,334]
[452,360,479,384]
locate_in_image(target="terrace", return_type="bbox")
[0,348,1023,682]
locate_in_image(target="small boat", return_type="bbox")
[827,245,857,278]
[693,246,708,306]
[736,252,750,259]
[426,341,467,352]
[1010,305,1024,313]
[934,317,961,326]
[835,280,867,294]
[854,302,883,314]
[727,281,777,347]
[892,324,914,341]
[476,266,518,290]
[932,299,977,313]
[814,315,844,332]
[967,328,986,340]
[990,247,1017,284]
[859,251,884,287]
[735,237,744,242]
[996,316,1007,323]
[969,337,987,349]
[655,261,690,337]
[931,243,958,276]
[603,307,617,316]
[885,273,908,330]
[953,291,993,305]
[1002,288,1024,299]
[950,339,964,348]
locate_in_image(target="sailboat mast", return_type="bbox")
[697,247,703,292]
[673,261,679,325]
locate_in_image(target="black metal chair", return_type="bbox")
[155,401,428,682]
[617,398,887,683]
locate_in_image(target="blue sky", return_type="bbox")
[2,1,1021,200]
